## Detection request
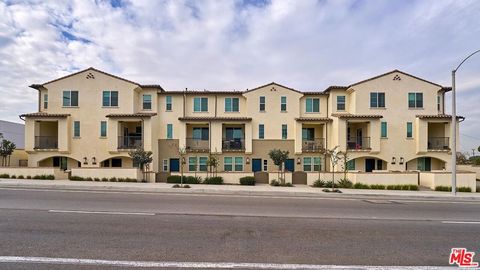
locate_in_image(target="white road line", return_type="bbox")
[0,256,453,269]
[441,221,480,224]
[48,210,155,216]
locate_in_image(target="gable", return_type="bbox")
[348,69,445,89]
[243,82,303,97]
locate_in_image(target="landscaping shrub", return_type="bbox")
[337,179,353,188]
[270,179,293,187]
[324,180,334,188]
[18,175,24,179]
[370,184,386,190]
[101,177,108,182]
[109,177,117,182]
[0,173,9,178]
[435,186,451,192]
[172,184,180,188]
[322,188,342,193]
[26,175,31,179]
[203,176,223,185]
[33,175,55,180]
[94,178,100,182]
[239,176,255,186]
[183,184,191,188]
[458,187,472,192]
[10,175,16,179]
[353,183,370,189]
[167,175,201,184]
[85,177,93,181]
[408,185,419,191]
[311,179,326,188]
[69,176,85,181]
[387,185,402,190]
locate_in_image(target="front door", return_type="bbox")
[365,158,375,172]
[285,159,295,172]
[170,159,180,172]
[252,159,262,172]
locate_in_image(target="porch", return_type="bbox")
[117,121,142,150]
[34,121,58,150]
[427,122,449,151]
[347,122,371,150]
[186,123,210,152]
[222,124,245,151]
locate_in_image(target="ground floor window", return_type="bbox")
[263,160,268,171]
[417,157,431,171]
[111,158,122,167]
[224,157,243,172]
[162,159,168,172]
[189,156,208,172]
[303,157,321,171]
[347,159,355,170]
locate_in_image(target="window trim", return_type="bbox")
[100,121,107,137]
[281,124,287,140]
[408,92,423,108]
[259,124,264,139]
[166,96,172,111]
[259,96,266,112]
[73,121,80,138]
[280,96,287,112]
[142,94,152,110]
[166,124,173,139]
[263,160,268,171]
[370,92,385,108]
[102,91,118,107]
[162,159,168,172]
[224,157,233,172]
[43,94,48,109]
[336,95,346,111]
[63,90,79,107]
[305,98,320,113]
[225,97,239,112]
[193,97,208,112]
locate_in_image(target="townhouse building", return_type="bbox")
[20,67,461,181]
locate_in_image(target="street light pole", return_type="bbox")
[451,49,480,195]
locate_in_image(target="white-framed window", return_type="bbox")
[234,157,243,171]
[188,157,197,171]
[162,159,168,172]
[189,156,207,172]
[281,96,287,111]
[263,160,268,171]
[73,121,80,137]
[408,93,423,108]
[224,157,233,171]
[225,97,239,112]
[305,98,320,112]
[337,96,345,111]
[282,124,287,139]
[43,94,48,109]
[259,124,264,139]
[63,91,79,107]
[102,91,118,107]
[166,96,172,111]
[167,124,173,139]
[224,157,243,172]
[143,94,152,110]
[370,92,385,108]
[259,96,265,111]
[100,121,107,137]
[199,157,208,172]
[303,157,321,171]
[194,97,208,112]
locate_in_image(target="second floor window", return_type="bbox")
[407,122,413,138]
[306,98,320,113]
[370,92,385,108]
[73,121,80,137]
[43,94,48,109]
[259,96,265,111]
[143,94,152,110]
[194,97,208,112]
[166,96,172,111]
[103,91,118,107]
[408,92,423,108]
[167,124,173,139]
[225,97,239,112]
[281,96,287,112]
[100,121,107,137]
[437,96,441,112]
[259,124,264,139]
[381,122,388,138]
[337,96,346,111]
[193,127,209,140]
[63,91,78,107]
[282,124,287,139]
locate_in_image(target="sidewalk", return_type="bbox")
[1,178,479,200]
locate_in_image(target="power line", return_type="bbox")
[460,133,480,141]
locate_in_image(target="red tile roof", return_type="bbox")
[106,113,157,118]
[19,112,70,118]
[178,117,252,122]
[295,117,332,122]
[332,114,383,119]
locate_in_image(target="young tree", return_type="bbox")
[128,147,153,182]
[207,151,219,177]
[0,135,16,167]
[268,149,289,185]
[322,146,340,191]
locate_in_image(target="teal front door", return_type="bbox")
[285,159,295,172]
[252,159,262,172]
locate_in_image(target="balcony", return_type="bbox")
[34,136,58,149]
[186,138,210,152]
[428,137,450,150]
[302,138,325,152]
[347,137,371,150]
[118,135,142,149]
[222,138,245,151]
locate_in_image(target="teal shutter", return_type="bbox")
[73,121,80,137]
[167,124,173,139]
[100,121,107,137]
[381,122,387,138]
[306,98,312,112]
[259,124,264,139]
[406,122,413,138]
[313,98,319,112]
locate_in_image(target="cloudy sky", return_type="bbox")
[0,0,479,152]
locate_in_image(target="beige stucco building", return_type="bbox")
[21,67,461,180]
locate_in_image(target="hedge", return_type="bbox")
[203,176,223,185]
[166,175,202,184]
[239,176,255,185]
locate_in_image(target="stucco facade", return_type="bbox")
[21,67,461,176]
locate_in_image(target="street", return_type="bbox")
[0,187,479,269]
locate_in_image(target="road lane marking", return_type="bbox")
[441,221,480,224]
[48,210,155,216]
[0,256,454,269]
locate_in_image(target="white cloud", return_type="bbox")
[0,0,479,151]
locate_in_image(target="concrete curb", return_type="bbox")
[1,180,479,201]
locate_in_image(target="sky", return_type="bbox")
[0,0,479,153]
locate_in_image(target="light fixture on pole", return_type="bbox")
[451,49,480,195]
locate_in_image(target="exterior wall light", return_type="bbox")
[246,157,250,164]
[399,157,404,165]
[297,157,301,164]
[181,157,186,164]
[83,157,88,165]
[391,157,396,165]
[92,157,97,165]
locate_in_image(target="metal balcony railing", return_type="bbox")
[186,138,210,151]
[34,136,58,149]
[302,138,325,152]
[428,137,450,150]
[222,138,245,151]
[118,135,142,149]
[347,137,371,150]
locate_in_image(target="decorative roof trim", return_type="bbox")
[332,114,383,119]
[295,117,332,122]
[178,117,252,122]
[416,114,464,120]
[348,69,446,89]
[243,82,303,94]
[19,113,70,118]
[162,90,244,95]
[106,113,157,118]
[322,86,349,93]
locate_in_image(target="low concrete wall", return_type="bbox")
[172,172,254,184]
[349,172,418,186]
[305,172,344,186]
[420,171,477,192]
[70,168,141,181]
[457,165,480,180]
[268,172,293,184]
[0,167,66,179]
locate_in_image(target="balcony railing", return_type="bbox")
[302,138,325,152]
[118,135,142,149]
[186,138,210,151]
[428,137,450,150]
[222,138,245,151]
[347,137,371,150]
[34,136,58,149]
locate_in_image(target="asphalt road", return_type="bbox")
[0,187,479,269]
